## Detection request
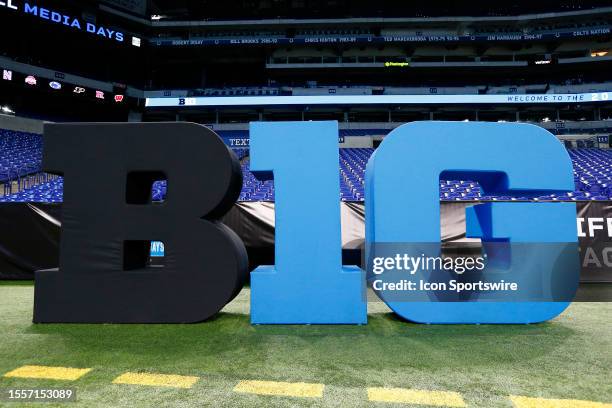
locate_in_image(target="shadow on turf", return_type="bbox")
[26,310,575,371]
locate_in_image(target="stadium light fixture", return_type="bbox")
[1,106,14,114]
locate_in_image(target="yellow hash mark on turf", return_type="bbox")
[367,387,466,407]
[112,372,199,389]
[234,380,324,398]
[510,395,612,408]
[3,365,92,381]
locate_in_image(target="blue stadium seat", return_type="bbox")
[2,130,612,203]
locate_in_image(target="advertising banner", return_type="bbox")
[577,201,612,282]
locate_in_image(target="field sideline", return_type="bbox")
[0,283,610,407]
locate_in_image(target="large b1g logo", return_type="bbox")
[34,123,248,323]
[33,121,579,325]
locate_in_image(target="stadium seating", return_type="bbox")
[1,129,612,202]
[238,147,612,202]
[0,129,43,195]
[0,177,63,202]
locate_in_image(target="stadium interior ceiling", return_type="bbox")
[146,0,612,20]
[0,0,610,125]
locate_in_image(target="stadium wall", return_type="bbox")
[0,115,43,135]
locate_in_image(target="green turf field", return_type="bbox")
[0,283,610,407]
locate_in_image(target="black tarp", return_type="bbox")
[0,203,60,279]
[1,201,611,282]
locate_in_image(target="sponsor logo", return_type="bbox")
[49,81,62,90]
[384,61,409,67]
[25,75,37,85]
[35,122,580,325]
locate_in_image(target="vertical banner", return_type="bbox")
[577,201,612,282]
